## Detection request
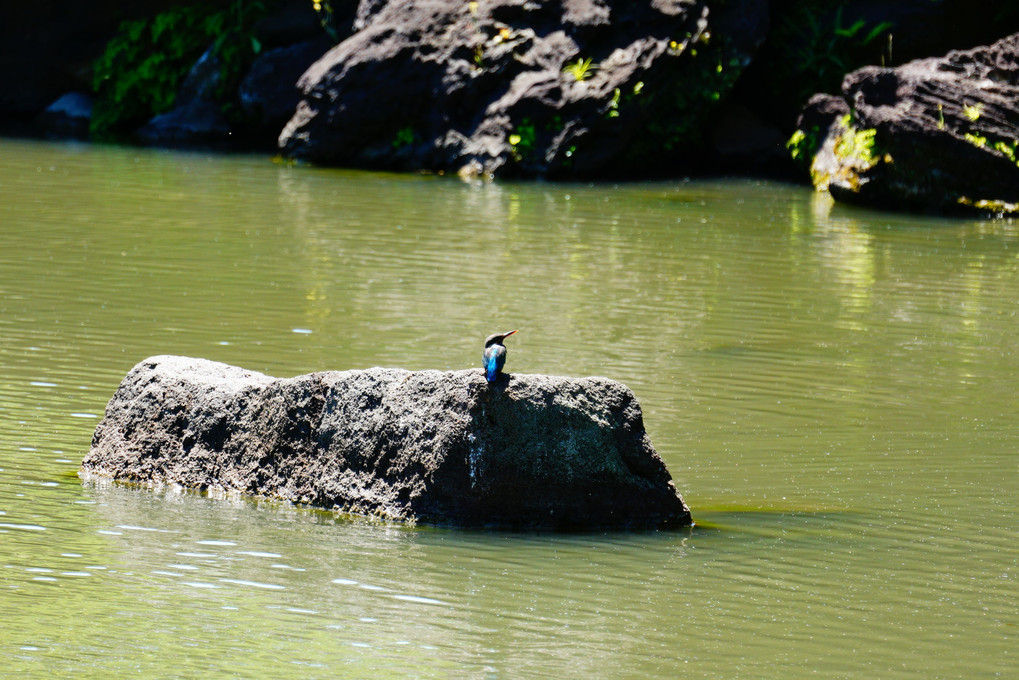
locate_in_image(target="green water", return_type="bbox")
[0,138,1015,678]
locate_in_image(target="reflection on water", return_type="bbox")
[0,138,1016,678]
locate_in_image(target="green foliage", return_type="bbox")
[787,116,883,173]
[786,127,819,165]
[213,1,268,82]
[607,88,621,118]
[956,195,1019,216]
[604,81,646,120]
[787,5,893,90]
[392,126,416,150]
[508,119,536,162]
[962,103,982,122]
[963,132,987,148]
[91,7,212,135]
[562,57,596,82]
[91,2,268,137]
[834,114,880,167]
[993,140,1018,165]
[311,0,341,43]
[746,1,895,122]
[634,46,744,155]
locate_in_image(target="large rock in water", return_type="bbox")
[278,0,768,178]
[793,32,1019,217]
[81,356,691,530]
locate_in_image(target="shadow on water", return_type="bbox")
[81,475,858,550]
[688,503,864,542]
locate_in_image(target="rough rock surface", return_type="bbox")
[239,37,334,142]
[134,47,233,149]
[81,356,691,530]
[36,92,93,139]
[795,32,1019,216]
[135,99,232,148]
[279,0,768,178]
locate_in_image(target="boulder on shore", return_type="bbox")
[278,0,768,178]
[81,356,691,530]
[793,32,1019,217]
[238,37,335,143]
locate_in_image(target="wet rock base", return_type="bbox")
[81,356,692,530]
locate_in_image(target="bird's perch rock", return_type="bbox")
[81,356,692,530]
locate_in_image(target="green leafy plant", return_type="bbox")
[607,88,621,118]
[508,119,536,162]
[963,132,987,148]
[92,7,214,135]
[787,127,818,163]
[834,114,881,167]
[562,57,596,82]
[993,140,1018,165]
[792,6,893,86]
[91,1,268,137]
[392,126,416,150]
[963,103,983,122]
[635,40,745,154]
[753,2,894,122]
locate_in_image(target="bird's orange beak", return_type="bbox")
[503,329,518,338]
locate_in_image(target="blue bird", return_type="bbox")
[483,330,517,382]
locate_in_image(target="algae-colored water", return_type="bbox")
[0,138,1015,678]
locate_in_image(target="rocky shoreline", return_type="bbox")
[3,0,1018,214]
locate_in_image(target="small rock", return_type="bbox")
[36,91,93,139]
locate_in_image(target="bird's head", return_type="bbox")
[484,329,518,347]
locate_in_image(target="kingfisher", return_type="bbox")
[483,329,517,382]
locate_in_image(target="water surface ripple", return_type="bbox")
[0,139,1015,678]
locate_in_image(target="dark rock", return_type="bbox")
[708,104,789,174]
[132,44,232,149]
[353,0,391,32]
[239,37,334,140]
[135,99,232,149]
[176,47,223,107]
[794,33,1019,216]
[279,0,768,178]
[795,93,851,139]
[253,1,346,49]
[81,356,692,530]
[792,93,851,190]
[36,92,93,139]
[134,46,232,149]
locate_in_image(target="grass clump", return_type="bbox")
[562,57,596,82]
